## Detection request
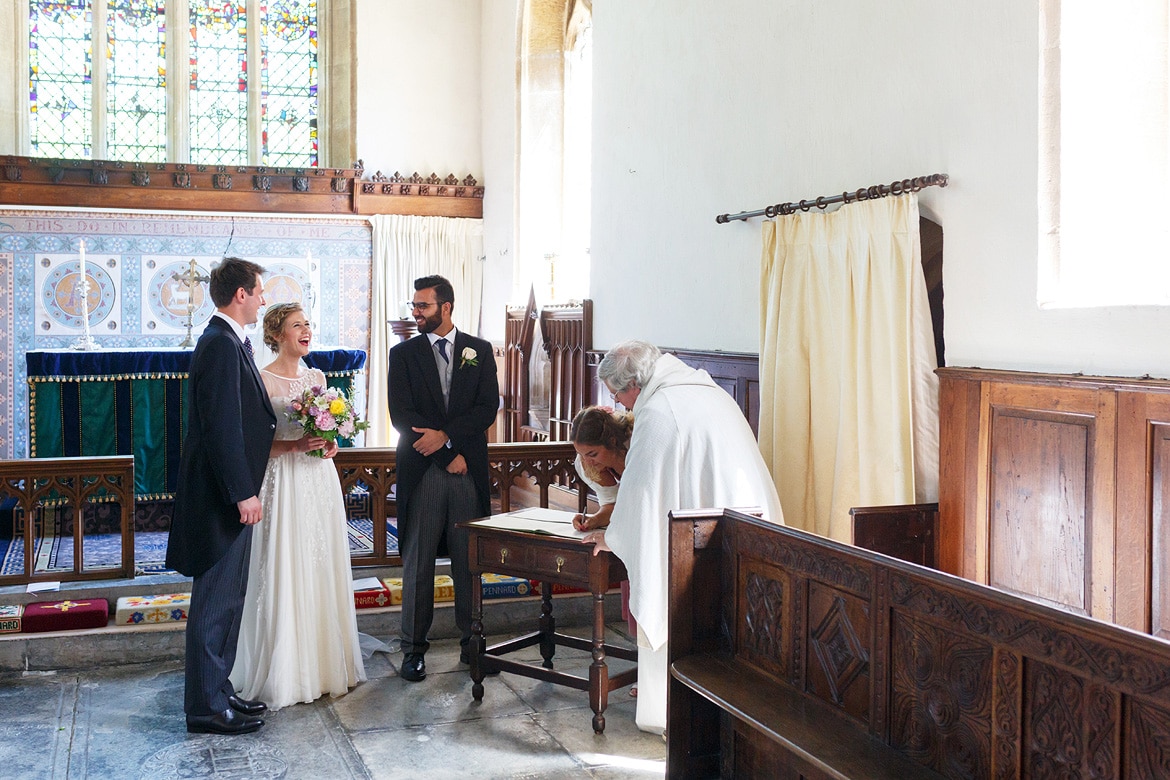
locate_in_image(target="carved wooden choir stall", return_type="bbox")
[668,507,1170,779]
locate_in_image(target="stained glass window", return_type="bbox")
[26,0,320,167]
[261,0,318,167]
[30,0,94,158]
[189,2,248,166]
[106,1,167,162]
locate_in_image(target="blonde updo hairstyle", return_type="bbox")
[570,406,634,482]
[261,302,304,353]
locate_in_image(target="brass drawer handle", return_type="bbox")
[499,547,509,565]
[555,555,566,573]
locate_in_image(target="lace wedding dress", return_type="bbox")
[230,366,366,710]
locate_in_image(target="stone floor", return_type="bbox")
[0,626,665,780]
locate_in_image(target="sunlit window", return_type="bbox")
[1038,2,1170,307]
[559,3,592,303]
[28,0,318,166]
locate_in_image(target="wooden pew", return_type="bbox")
[668,507,1170,779]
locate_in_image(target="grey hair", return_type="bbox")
[598,340,661,394]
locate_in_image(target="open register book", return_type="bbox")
[468,507,589,540]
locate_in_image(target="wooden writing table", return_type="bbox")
[462,516,637,733]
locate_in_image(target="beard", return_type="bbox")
[416,309,443,334]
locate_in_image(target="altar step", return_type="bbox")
[0,566,624,673]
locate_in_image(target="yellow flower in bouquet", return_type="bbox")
[287,384,370,457]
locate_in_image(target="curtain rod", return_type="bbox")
[715,173,949,224]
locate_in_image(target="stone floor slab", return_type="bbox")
[351,711,587,780]
[333,657,533,733]
[0,636,664,779]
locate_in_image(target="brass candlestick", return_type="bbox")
[170,259,210,347]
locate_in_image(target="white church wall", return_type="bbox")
[589,1,1170,378]
[477,0,519,344]
[354,0,484,183]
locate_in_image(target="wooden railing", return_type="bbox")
[0,444,584,583]
[334,441,587,568]
[0,456,135,586]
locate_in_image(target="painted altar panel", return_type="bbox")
[0,209,373,459]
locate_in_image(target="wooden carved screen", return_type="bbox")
[540,301,593,442]
[502,291,537,442]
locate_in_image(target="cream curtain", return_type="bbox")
[366,214,484,447]
[759,193,939,541]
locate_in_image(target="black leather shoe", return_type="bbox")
[228,694,268,716]
[186,708,264,735]
[401,653,426,682]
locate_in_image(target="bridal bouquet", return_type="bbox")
[287,385,370,457]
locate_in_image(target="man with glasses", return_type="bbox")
[387,275,499,682]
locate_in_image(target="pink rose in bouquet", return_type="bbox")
[287,384,370,457]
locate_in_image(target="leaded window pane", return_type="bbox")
[106,1,167,162]
[261,0,317,167]
[30,0,94,158]
[189,1,248,166]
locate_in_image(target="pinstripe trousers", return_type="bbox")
[400,463,479,655]
[184,525,253,716]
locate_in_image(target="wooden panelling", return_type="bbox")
[1152,424,1170,639]
[586,348,759,430]
[937,367,1165,633]
[987,409,1091,613]
[938,370,983,576]
[850,503,938,568]
[1116,391,1170,636]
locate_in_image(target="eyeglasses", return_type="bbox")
[407,301,440,311]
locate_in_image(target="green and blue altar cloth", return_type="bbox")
[26,348,367,499]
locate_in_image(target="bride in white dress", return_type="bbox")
[231,302,366,710]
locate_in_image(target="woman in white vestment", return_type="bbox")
[230,303,366,710]
[589,340,784,735]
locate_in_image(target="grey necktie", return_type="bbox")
[435,339,451,405]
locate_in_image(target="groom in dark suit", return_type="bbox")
[165,257,276,734]
[388,274,499,682]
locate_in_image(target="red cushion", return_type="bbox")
[23,599,109,633]
[354,582,392,610]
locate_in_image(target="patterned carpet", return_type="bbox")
[0,530,171,577]
[1,519,399,577]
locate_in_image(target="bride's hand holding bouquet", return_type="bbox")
[287,385,369,458]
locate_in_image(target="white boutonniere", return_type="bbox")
[460,346,479,368]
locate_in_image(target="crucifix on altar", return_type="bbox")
[169,259,210,347]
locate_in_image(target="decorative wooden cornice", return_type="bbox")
[0,156,484,219]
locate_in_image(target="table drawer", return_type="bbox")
[530,547,590,582]
[476,537,530,571]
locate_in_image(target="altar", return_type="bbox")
[26,348,367,499]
